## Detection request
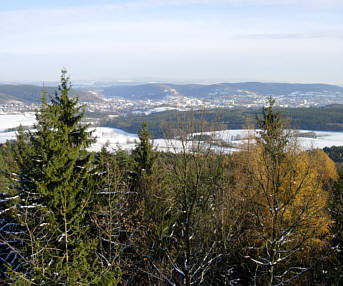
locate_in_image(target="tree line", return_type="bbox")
[101,104,343,138]
[0,72,342,285]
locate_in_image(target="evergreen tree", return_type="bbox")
[124,122,158,283]
[317,171,343,285]
[6,70,120,285]
[132,121,155,177]
[130,121,157,219]
[0,142,21,281]
[256,97,289,158]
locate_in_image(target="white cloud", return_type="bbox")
[0,0,342,82]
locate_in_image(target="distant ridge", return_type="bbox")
[0,84,104,104]
[1,82,342,105]
[103,82,343,100]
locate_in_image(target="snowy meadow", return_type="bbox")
[1,113,343,152]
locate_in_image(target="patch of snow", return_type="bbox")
[133,106,190,115]
[0,113,36,131]
[90,127,138,152]
[0,131,18,143]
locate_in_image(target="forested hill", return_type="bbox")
[103,82,343,100]
[102,104,343,138]
[0,84,103,104]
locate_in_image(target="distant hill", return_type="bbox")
[103,82,343,100]
[103,83,174,100]
[2,82,342,106]
[0,85,104,104]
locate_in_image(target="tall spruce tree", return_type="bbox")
[132,121,155,177]
[130,121,156,214]
[7,70,120,285]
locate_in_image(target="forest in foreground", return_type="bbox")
[0,72,343,285]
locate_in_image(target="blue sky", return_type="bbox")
[0,0,342,84]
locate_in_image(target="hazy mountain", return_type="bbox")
[2,82,342,105]
[103,82,343,100]
[0,85,104,104]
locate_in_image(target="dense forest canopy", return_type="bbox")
[0,73,342,285]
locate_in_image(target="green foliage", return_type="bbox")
[132,122,155,177]
[4,70,120,285]
[0,141,22,280]
[91,148,124,284]
[324,145,343,162]
[325,171,343,284]
[256,97,289,157]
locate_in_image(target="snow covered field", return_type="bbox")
[297,131,343,150]
[1,113,343,151]
[0,113,36,143]
[0,113,36,130]
[91,127,138,152]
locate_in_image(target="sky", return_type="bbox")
[0,0,342,84]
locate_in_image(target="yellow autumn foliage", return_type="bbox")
[241,144,337,256]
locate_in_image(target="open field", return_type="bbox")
[1,113,343,152]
